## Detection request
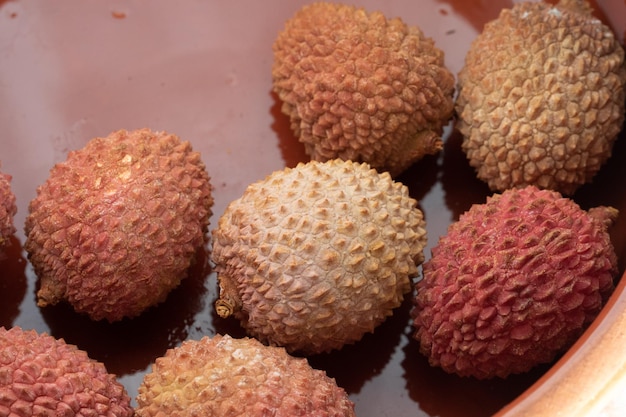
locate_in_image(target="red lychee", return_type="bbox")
[0,326,133,417]
[412,185,618,379]
[0,168,16,248]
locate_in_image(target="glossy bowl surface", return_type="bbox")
[0,1,624,416]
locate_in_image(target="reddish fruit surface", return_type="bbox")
[0,170,16,248]
[412,186,618,379]
[0,326,133,417]
[24,128,214,322]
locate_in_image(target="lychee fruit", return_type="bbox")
[272,2,456,177]
[0,168,16,248]
[135,334,355,417]
[455,0,626,195]
[412,185,618,379]
[211,159,427,354]
[24,128,214,322]
[0,326,133,417]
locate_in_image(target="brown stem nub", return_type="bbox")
[215,274,242,318]
[588,206,619,230]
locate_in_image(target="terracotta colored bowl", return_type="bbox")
[0,1,624,416]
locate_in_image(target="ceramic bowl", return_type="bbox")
[0,1,623,415]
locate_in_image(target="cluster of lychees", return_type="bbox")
[1,0,624,416]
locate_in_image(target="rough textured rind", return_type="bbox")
[0,169,16,248]
[272,2,455,177]
[0,326,133,417]
[456,0,626,195]
[24,128,214,322]
[212,159,427,354]
[412,186,618,379]
[136,334,355,417]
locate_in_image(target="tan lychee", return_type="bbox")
[0,168,16,248]
[412,185,618,379]
[24,128,214,322]
[211,159,427,354]
[272,2,456,177]
[0,326,133,417]
[136,334,355,417]
[456,0,626,195]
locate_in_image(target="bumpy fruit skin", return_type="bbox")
[0,170,16,248]
[25,128,214,322]
[0,326,133,417]
[212,159,427,354]
[412,186,618,379]
[456,0,626,195]
[272,2,456,177]
[136,334,355,417]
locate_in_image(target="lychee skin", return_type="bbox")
[456,0,626,195]
[272,2,455,177]
[24,128,214,322]
[212,159,427,354]
[0,326,133,417]
[0,170,16,248]
[136,334,355,417]
[412,186,617,379]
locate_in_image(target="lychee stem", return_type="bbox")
[413,130,443,157]
[36,278,64,307]
[215,300,234,318]
[215,274,242,318]
[588,206,619,230]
